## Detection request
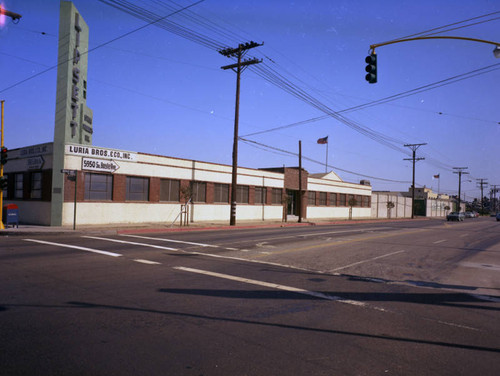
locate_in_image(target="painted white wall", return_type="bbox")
[64,202,284,225]
[307,206,371,219]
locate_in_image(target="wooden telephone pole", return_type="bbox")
[219,41,262,226]
[404,143,426,218]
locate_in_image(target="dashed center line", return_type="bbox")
[134,259,161,265]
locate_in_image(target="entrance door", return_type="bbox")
[286,189,298,215]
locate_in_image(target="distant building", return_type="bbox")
[371,187,458,219]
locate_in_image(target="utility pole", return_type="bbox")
[298,141,302,223]
[0,101,5,230]
[491,185,499,213]
[453,167,469,212]
[219,41,263,226]
[404,143,426,219]
[476,178,488,214]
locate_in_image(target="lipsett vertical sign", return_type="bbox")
[54,1,93,146]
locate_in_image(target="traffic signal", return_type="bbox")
[365,53,377,83]
[0,176,7,190]
[0,147,7,165]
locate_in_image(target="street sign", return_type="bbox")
[82,157,119,173]
[27,156,45,170]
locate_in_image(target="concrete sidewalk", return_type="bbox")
[0,217,431,237]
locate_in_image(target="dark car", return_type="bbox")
[447,212,465,221]
[496,213,500,221]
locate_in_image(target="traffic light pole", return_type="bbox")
[219,42,262,226]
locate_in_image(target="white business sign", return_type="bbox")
[66,144,137,161]
[82,157,120,173]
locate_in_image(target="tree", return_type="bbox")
[348,197,358,220]
[387,201,395,219]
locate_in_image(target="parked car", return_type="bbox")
[496,213,500,221]
[447,212,465,221]
[465,211,475,218]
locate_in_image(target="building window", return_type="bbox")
[160,179,180,202]
[255,186,266,204]
[85,173,113,201]
[30,172,42,199]
[15,173,23,199]
[2,174,7,198]
[271,188,282,204]
[191,181,206,203]
[319,192,327,206]
[330,193,337,206]
[339,194,347,206]
[363,196,371,207]
[236,185,249,204]
[126,176,149,201]
[348,194,356,206]
[214,183,229,203]
[308,191,316,205]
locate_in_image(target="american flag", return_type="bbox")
[317,136,328,144]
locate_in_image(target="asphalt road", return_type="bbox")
[1,217,499,375]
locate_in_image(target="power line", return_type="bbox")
[240,137,412,184]
[390,10,500,42]
[0,0,205,94]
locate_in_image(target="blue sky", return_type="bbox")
[1,0,499,200]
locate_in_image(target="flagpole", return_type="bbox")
[325,137,328,173]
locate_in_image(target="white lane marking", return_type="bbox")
[251,227,393,242]
[436,320,479,331]
[82,236,178,251]
[173,266,364,306]
[297,227,393,238]
[433,239,447,244]
[23,239,122,257]
[459,233,468,238]
[121,234,218,248]
[134,259,161,265]
[329,250,406,272]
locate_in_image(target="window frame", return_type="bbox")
[30,172,42,199]
[236,185,249,204]
[214,183,229,203]
[318,192,327,206]
[160,178,180,202]
[307,191,316,206]
[271,188,282,205]
[191,181,206,203]
[125,176,149,201]
[255,186,267,205]
[14,173,23,199]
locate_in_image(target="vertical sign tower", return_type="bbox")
[51,1,93,225]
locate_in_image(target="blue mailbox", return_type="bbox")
[3,204,19,228]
